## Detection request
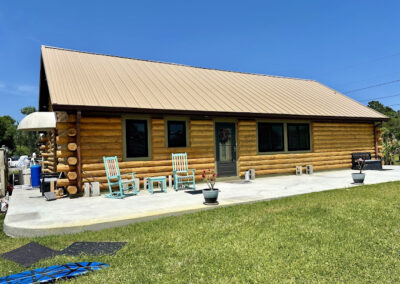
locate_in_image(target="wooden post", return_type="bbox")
[374,122,381,159]
[76,111,82,192]
[53,130,57,172]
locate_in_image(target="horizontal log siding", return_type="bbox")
[80,117,214,189]
[238,121,376,176]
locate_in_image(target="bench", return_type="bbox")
[352,152,382,170]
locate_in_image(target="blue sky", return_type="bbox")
[1,0,400,121]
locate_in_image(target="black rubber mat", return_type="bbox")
[62,242,126,256]
[184,190,203,195]
[1,242,60,267]
[1,241,126,267]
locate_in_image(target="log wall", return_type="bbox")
[53,113,382,191]
[238,121,378,176]
[79,117,215,189]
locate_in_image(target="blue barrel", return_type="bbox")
[31,165,41,187]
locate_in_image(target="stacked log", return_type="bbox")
[39,130,57,173]
[55,112,79,195]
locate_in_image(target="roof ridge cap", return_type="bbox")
[41,45,316,82]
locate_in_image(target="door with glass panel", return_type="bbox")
[215,122,237,176]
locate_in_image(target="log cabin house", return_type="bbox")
[34,46,388,195]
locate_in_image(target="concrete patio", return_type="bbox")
[4,166,400,237]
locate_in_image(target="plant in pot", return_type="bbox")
[202,169,219,205]
[352,158,365,183]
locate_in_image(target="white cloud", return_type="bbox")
[16,84,37,94]
[0,83,37,97]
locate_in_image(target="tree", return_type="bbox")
[17,106,39,155]
[368,100,400,163]
[0,115,17,151]
[368,101,398,118]
[21,106,36,116]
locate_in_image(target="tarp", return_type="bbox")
[17,112,56,131]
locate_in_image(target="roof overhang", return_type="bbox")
[52,104,390,123]
[17,112,56,131]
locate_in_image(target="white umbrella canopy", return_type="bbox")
[17,112,56,131]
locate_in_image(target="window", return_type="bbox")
[287,123,310,151]
[125,119,149,158]
[167,121,187,147]
[258,123,284,152]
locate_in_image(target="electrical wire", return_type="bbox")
[345,79,400,94]
[359,92,400,102]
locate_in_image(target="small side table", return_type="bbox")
[148,176,167,194]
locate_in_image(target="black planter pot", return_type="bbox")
[352,173,365,183]
[202,188,219,205]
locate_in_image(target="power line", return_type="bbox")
[320,51,400,76]
[345,79,400,94]
[360,92,400,102]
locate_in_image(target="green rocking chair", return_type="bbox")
[172,153,196,191]
[103,156,138,199]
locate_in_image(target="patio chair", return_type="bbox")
[103,156,138,199]
[172,153,196,191]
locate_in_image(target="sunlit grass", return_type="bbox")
[1,181,400,283]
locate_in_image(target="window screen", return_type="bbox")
[287,123,310,151]
[167,121,187,147]
[125,119,148,158]
[258,123,284,152]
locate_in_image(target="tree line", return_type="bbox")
[368,100,400,164]
[0,106,39,157]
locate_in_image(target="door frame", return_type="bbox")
[214,119,238,177]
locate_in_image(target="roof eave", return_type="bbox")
[51,104,390,122]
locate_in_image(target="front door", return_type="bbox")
[215,122,237,177]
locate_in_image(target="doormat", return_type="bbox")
[1,242,126,267]
[1,242,60,267]
[185,190,203,195]
[62,242,126,256]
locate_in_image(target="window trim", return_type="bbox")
[256,119,312,155]
[164,117,190,148]
[257,122,285,153]
[122,116,152,161]
[287,123,311,152]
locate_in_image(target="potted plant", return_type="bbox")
[202,169,219,205]
[352,158,365,183]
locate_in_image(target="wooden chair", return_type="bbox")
[103,156,138,199]
[172,153,196,191]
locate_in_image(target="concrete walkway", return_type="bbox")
[4,166,400,237]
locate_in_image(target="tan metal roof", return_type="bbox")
[41,46,387,121]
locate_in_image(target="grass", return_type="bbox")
[1,181,400,283]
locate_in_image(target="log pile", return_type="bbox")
[55,112,78,195]
[39,131,57,173]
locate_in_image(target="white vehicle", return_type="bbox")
[8,156,19,168]
[16,156,30,168]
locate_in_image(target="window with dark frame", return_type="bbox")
[125,119,148,158]
[287,123,310,151]
[258,122,284,152]
[167,120,187,147]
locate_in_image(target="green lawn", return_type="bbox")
[1,181,400,283]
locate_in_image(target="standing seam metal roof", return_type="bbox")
[40,45,387,120]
